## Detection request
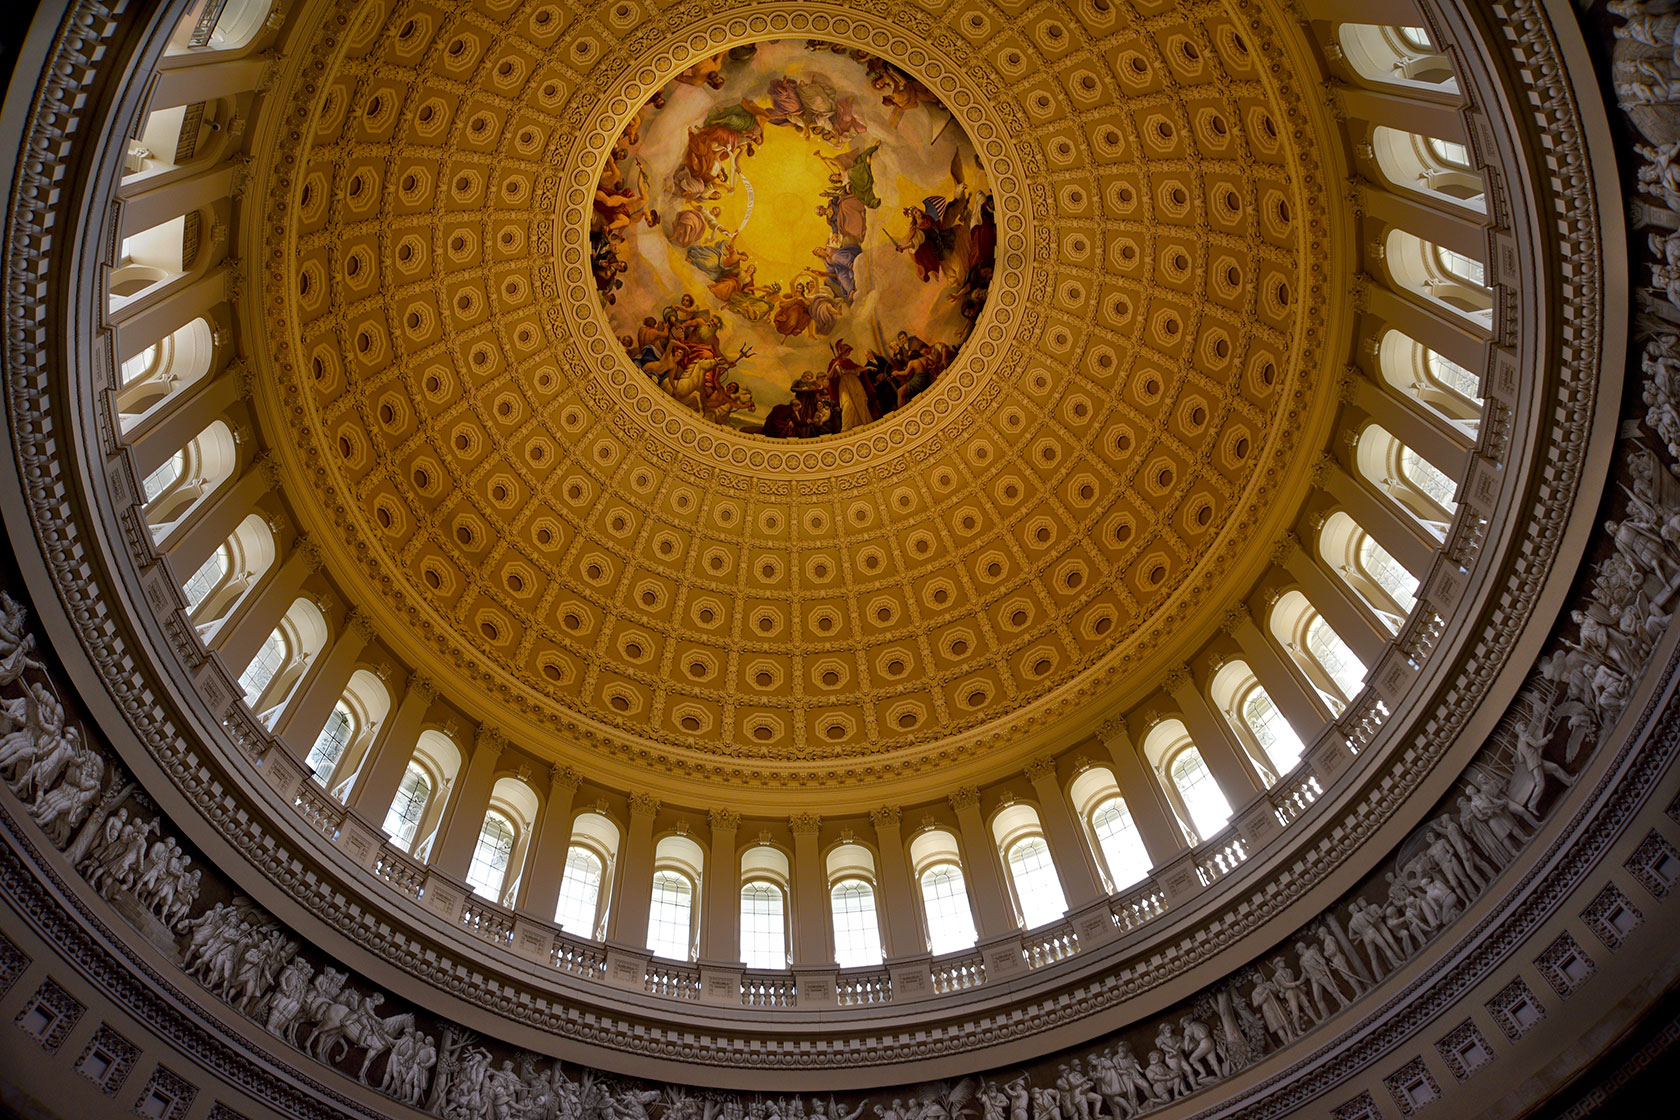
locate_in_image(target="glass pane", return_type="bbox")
[1091,797,1152,889]
[1397,26,1433,51]
[304,705,352,785]
[918,865,977,954]
[555,847,605,935]
[1425,349,1481,402]
[1425,137,1470,169]
[739,881,787,968]
[647,870,695,959]
[381,764,430,848]
[142,450,185,502]
[1005,836,1068,929]
[1359,535,1419,614]
[1401,448,1459,512]
[1242,686,1305,774]
[237,629,286,703]
[1171,749,1233,839]
[1307,616,1368,699]
[830,879,884,967]
[1436,248,1485,287]
[181,546,228,611]
[465,812,516,899]
[121,343,159,385]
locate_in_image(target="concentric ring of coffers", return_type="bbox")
[263,0,1333,789]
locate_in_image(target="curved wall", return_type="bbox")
[1,0,1677,1118]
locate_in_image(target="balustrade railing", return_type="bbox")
[551,935,607,979]
[645,961,700,1001]
[1024,923,1079,968]
[1339,696,1391,754]
[1271,769,1324,826]
[460,897,515,946]
[1111,879,1167,932]
[741,973,796,1007]
[292,782,343,839]
[836,969,891,1007]
[930,950,985,994]
[374,847,426,900]
[1195,832,1249,886]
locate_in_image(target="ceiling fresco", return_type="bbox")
[593,40,995,439]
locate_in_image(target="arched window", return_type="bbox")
[1089,797,1152,889]
[382,762,431,849]
[121,343,159,386]
[1308,615,1367,700]
[918,865,978,954]
[1319,511,1420,633]
[1401,447,1458,513]
[647,870,696,960]
[238,628,286,702]
[1426,349,1481,403]
[140,420,236,541]
[465,810,517,899]
[1003,836,1067,928]
[234,597,328,723]
[740,844,791,967]
[304,703,352,785]
[739,881,788,968]
[647,833,704,960]
[554,847,606,935]
[1068,766,1157,890]
[142,451,184,502]
[830,879,884,966]
[826,843,883,966]
[115,317,217,431]
[1369,127,1485,213]
[1396,26,1434,51]
[1337,24,1458,91]
[1375,329,1482,431]
[1356,423,1458,537]
[1241,684,1305,774]
[555,811,619,937]
[1169,748,1232,840]
[991,803,1068,928]
[1359,535,1419,614]
[1385,229,1493,326]
[181,546,228,611]
[1210,661,1303,784]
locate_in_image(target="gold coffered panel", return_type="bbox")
[253,0,1346,800]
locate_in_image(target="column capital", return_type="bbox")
[629,792,661,818]
[789,811,821,835]
[1338,364,1363,402]
[948,786,981,811]
[869,805,901,830]
[1310,452,1338,487]
[1272,532,1303,564]
[1162,664,1192,697]
[1220,604,1254,635]
[346,608,377,643]
[475,726,505,756]
[1023,756,1057,785]
[551,765,581,792]
[295,533,324,572]
[253,450,282,490]
[406,671,436,701]
[708,807,741,831]
[1096,718,1130,746]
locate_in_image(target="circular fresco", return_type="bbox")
[591,39,995,439]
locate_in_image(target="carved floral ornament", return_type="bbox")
[248,0,1344,795]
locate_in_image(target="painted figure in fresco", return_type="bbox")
[599,40,991,436]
